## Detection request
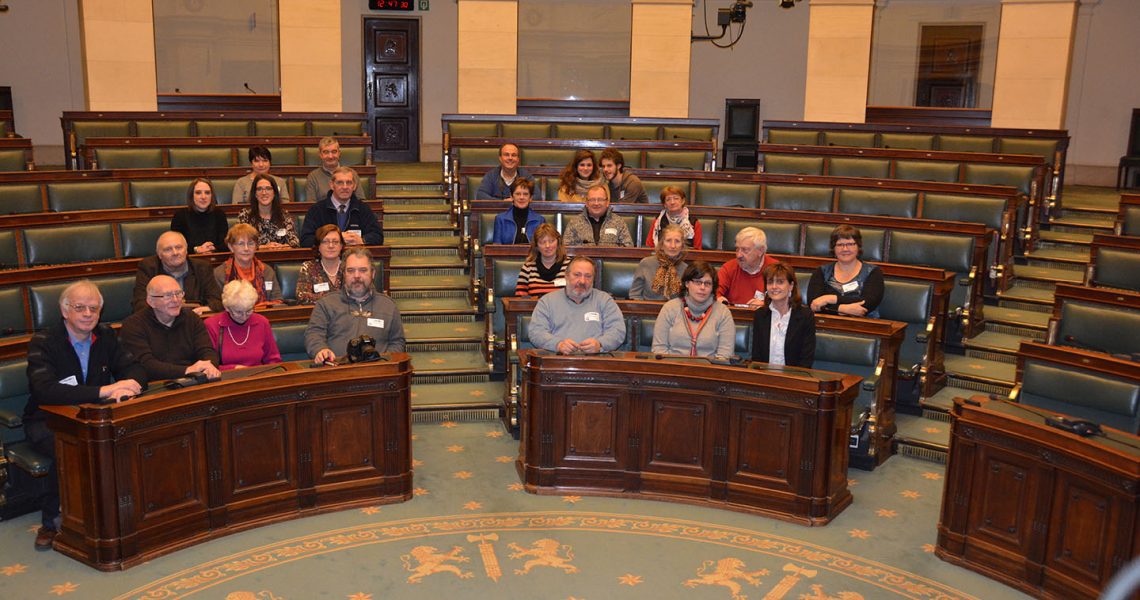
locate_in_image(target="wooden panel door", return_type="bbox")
[916,25,983,108]
[364,18,421,162]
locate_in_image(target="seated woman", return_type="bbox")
[170,178,228,254]
[750,261,815,368]
[214,223,284,307]
[651,261,736,358]
[296,224,345,304]
[232,146,291,205]
[515,223,570,297]
[238,174,300,248]
[630,224,688,301]
[645,186,702,249]
[807,224,883,318]
[492,178,545,244]
[556,149,603,202]
[204,280,282,370]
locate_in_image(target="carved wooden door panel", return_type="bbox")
[364,18,420,162]
[916,25,983,108]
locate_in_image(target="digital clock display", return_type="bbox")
[369,0,414,10]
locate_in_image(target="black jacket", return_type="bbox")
[25,322,148,420]
[750,304,816,368]
[299,192,383,247]
[131,256,224,313]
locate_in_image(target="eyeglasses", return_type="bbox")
[834,241,858,249]
[255,186,275,193]
[688,279,714,288]
[320,239,343,246]
[149,290,186,301]
[66,303,101,314]
[231,240,257,248]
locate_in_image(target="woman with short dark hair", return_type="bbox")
[231,145,291,204]
[651,261,736,358]
[491,178,545,244]
[807,224,884,318]
[296,224,346,304]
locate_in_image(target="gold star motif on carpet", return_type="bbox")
[418,302,434,307]
[469,389,486,397]
[454,327,470,332]
[360,506,382,515]
[901,490,922,499]
[1,564,27,576]
[508,483,525,491]
[446,445,465,453]
[463,501,483,511]
[922,472,942,480]
[923,427,942,434]
[562,495,582,504]
[49,582,79,596]
[495,455,514,463]
[26,525,38,534]
[454,471,474,479]
[848,529,871,539]
[413,487,430,496]
[923,543,936,553]
[440,421,458,428]
[412,459,424,467]
[410,392,419,398]
[412,433,420,440]
[876,509,898,518]
[430,358,446,364]
[847,478,858,486]
[618,573,643,586]
[347,593,373,600]
[486,431,505,438]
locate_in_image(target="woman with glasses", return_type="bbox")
[296,224,345,304]
[751,261,815,368]
[170,178,228,254]
[651,261,736,358]
[213,224,284,307]
[630,224,687,301]
[237,173,300,248]
[204,280,281,370]
[806,224,883,318]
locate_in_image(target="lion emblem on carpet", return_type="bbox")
[508,538,578,575]
[400,545,474,583]
[683,557,769,599]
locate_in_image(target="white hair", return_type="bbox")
[735,226,768,251]
[221,279,259,312]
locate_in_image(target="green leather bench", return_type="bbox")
[311,120,364,136]
[766,129,820,145]
[722,219,801,255]
[0,288,26,335]
[47,181,125,212]
[0,230,17,269]
[609,125,659,140]
[135,120,192,137]
[501,123,550,138]
[763,184,833,213]
[1015,344,1140,435]
[644,150,707,170]
[876,278,935,408]
[168,147,234,168]
[1091,247,1140,292]
[828,157,890,179]
[195,120,252,136]
[555,124,604,139]
[275,262,304,302]
[254,121,307,136]
[272,322,310,362]
[1054,300,1140,359]
[92,148,164,169]
[0,150,26,172]
[822,131,876,148]
[887,230,977,341]
[763,154,824,175]
[129,179,192,208]
[520,148,575,168]
[880,133,934,150]
[119,221,170,258]
[0,183,45,214]
[1119,203,1140,237]
[303,146,368,167]
[693,182,760,209]
[837,189,918,219]
[596,259,639,300]
[23,224,116,265]
[894,160,959,183]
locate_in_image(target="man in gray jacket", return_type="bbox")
[528,256,626,354]
[305,247,405,364]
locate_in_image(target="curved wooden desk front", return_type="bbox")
[516,351,861,525]
[42,355,413,571]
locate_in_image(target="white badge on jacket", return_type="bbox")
[840,281,859,294]
[59,375,78,386]
[367,318,385,329]
[264,281,274,290]
[584,312,600,322]
[313,282,330,293]
[604,228,617,236]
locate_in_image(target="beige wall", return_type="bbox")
[802,0,875,123]
[78,0,157,112]
[629,0,691,117]
[990,0,1077,130]
[279,0,342,112]
[456,0,518,116]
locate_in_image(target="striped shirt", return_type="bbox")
[515,257,569,297]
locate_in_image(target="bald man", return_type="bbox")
[131,231,223,314]
[120,275,221,382]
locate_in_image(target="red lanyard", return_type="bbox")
[682,306,712,357]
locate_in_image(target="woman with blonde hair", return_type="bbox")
[630,224,688,301]
[514,223,570,297]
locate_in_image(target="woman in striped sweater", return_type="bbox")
[515,223,571,297]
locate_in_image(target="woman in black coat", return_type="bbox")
[750,261,815,368]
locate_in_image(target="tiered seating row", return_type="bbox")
[450,137,714,173]
[1117,194,1140,237]
[0,138,32,172]
[81,136,372,170]
[1088,235,1140,293]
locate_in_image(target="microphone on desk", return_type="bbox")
[634,353,746,367]
[1063,335,1139,362]
[244,82,257,94]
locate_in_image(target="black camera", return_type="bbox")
[346,335,381,364]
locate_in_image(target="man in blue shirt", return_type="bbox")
[476,143,532,200]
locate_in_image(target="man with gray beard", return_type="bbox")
[527,256,626,354]
[305,247,405,364]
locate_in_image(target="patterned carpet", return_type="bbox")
[0,421,1030,600]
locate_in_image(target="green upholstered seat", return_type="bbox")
[168,147,234,168]
[877,278,933,373]
[93,148,164,169]
[0,360,32,446]
[640,180,690,204]
[998,138,1059,165]
[0,183,44,214]
[211,178,241,205]
[254,121,306,136]
[1093,248,1140,292]
[28,282,70,330]
[275,262,304,302]
[663,126,714,142]
[129,179,191,208]
[1057,301,1140,358]
[520,148,575,168]
[487,258,526,372]
[465,175,485,200]
[814,331,880,425]
[501,123,551,138]
[888,231,973,273]
[645,150,706,170]
[879,133,934,150]
[763,154,824,175]
[0,119,10,137]
[1020,360,1139,434]
[93,274,136,324]
[837,189,918,218]
[554,124,605,139]
[766,129,820,145]
[822,131,876,148]
[262,146,301,166]
[340,147,368,166]
[693,182,760,208]
[922,194,1006,229]
[289,176,311,203]
[937,135,994,153]
[0,230,18,269]
[963,164,1036,196]
[1122,205,1140,237]
[722,219,799,255]
[763,184,833,212]
[72,121,131,144]
[894,160,960,183]
[597,259,639,299]
[803,224,885,262]
[448,122,499,137]
[119,221,170,258]
[457,147,501,168]
[608,125,658,140]
[310,121,364,136]
[47,181,124,212]
[0,288,26,336]
[195,120,251,136]
[828,157,889,179]
[0,150,26,172]
[24,224,116,265]
[357,175,375,200]
[698,217,720,250]
[478,213,498,247]
[272,322,310,362]
[135,121,191,137]
[620,215,640,245]
[545,179,563,203]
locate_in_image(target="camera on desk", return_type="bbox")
[346,335,381,364]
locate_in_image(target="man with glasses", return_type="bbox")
[304,137,343,203]
[131,231,223,314]
[299,166,383,247]
[24,280,148,551]
[561,184,634,247]
[121,275,221,382]
[305,247,405,365]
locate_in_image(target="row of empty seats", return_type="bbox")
[83,136,371,170]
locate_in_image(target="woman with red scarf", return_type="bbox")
[213,223,284,307]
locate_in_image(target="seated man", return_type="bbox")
[717,226,779,308]
[528,256,626,354]
[562,184,634,247]
[24,280,148,551]
[304,136,342,202]
[131,231,223,314]
[121,275,221,381]
[299,166,383,247]
[476,142,532,200]
[305,247,405,364]
[600,148,648,203]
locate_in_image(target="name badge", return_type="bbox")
[841,281,860,294]
[553,277,566,287]
[264,281,274,291]
[59,375,78,386]
[313,282,330,293]
[754,290,766,300]
[584,312,601,322]
[367,318,385,329]
[347,229,362,238]
[276,228,287,237]
[604,228,617,235]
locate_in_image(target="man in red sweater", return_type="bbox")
[717,226,779,308]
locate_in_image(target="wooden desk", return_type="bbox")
[937,396,1140,599]
[42,356,413,571]
[516,351,860,525]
